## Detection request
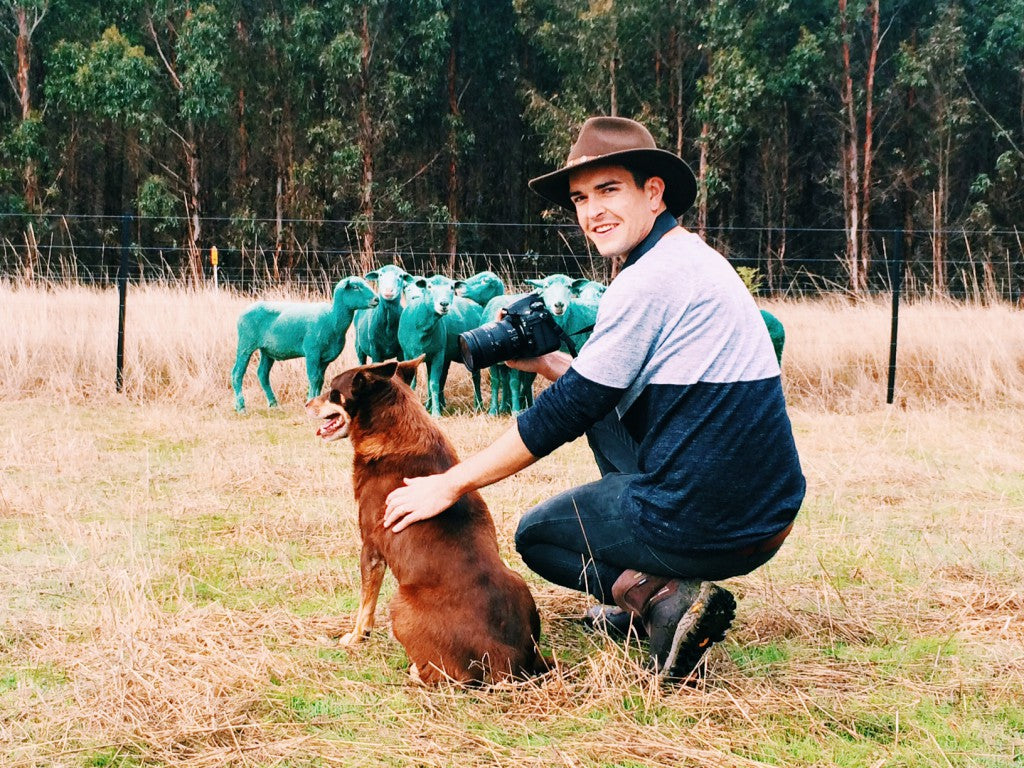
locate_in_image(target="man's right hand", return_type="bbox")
[506,350,573,382]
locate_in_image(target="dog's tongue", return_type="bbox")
[317,416,342,438]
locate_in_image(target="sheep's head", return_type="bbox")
[403,276,428,304]
[572,278,606,306]
[424,275,465,317]
[334,276,379,311]
[525,274,574,317]
[457,270,505,306]
[365,264,411,303]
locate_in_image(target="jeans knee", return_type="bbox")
[513,516,534,561]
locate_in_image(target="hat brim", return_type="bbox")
[528,148,697,218]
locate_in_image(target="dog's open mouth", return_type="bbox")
[316,412,349,440]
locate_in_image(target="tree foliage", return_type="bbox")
[0,0,1021,295]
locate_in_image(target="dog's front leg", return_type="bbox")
[340,545,386,646]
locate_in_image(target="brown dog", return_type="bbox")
[306,357,546,684]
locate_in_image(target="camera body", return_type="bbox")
[458,293,564,371]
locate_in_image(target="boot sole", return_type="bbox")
[656,582,735,681]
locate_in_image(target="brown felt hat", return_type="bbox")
[529,116,697,217]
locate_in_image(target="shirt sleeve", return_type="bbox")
[516,367,625,458]
[570,269,668,389]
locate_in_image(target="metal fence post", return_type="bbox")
[886,229,904,405]
[116,212,132,393]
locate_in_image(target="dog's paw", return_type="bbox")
[339,630,365,647]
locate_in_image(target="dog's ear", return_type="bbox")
[342,362,397,399]
[349,361,398,396]
[394,355,424,385]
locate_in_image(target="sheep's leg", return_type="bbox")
[523,372,536,408]
[470,368,483,412]
[487,365,504,416]
[231,346,255,412]
[510,371,537,414]
[501,367,513,414]
[509,369,523,414]
[438,360,452,412]
[256,352,278,408]
[426,356,443,417]
[306,358,326,401]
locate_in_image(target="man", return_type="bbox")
[384,116,805,681]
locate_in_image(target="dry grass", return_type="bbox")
[1,283,1022,410]
[1,283,1023,766]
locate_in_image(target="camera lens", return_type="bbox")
[458,320,522,371]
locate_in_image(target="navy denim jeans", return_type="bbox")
[514,412,781,604]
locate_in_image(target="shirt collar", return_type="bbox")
[620,210,679,271]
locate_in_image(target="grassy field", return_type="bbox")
[1,284,1023,767]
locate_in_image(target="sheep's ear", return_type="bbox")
[395,355,423,385]
[454,280,467,295]
[570,278,590,295]
[414,277,428,288]
[364,270,379,282]
[524,278,544,289]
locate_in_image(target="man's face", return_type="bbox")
[568,164,666,259]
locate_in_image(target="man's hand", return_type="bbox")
[383,473,463,533]
[383,424,538,534]
[506,350,573,382]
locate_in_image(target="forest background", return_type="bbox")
[0,0,1023,297]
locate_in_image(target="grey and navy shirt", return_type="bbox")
[517,211,805,554]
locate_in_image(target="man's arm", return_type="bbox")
[383,422,537,533]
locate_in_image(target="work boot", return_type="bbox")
[612,571,736,681]
[582,605,648,640]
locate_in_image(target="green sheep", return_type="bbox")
[759,309,786,366]
[231,276,378,412]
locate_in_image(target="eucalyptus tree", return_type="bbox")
[0,0,47,218]
[715,0,828,290]
[45,26,156,211]
[896,3,974,295]
[959,0,1024,296]
[313,0,448,271]
[114,0,233,283]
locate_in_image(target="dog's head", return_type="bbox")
[306,356,423,441]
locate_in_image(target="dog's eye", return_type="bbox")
[329,390,342,405]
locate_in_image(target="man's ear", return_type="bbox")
[645,176,666,211]
[395,355,424,385]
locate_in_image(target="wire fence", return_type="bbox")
[2,212,1023,301]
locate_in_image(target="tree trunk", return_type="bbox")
[445,25,459,272]
[274,102,294,277]
[274,175,283,280]
[932,136,950,296]
[14,6,38,213]
[839,0,862,294]
[778,112,789,293]
[697,121,709,238]
[358,2,375,273]
[609,53,618,117]
[237,88,248,180]
[857,0,879,292]
[183,121,203,287]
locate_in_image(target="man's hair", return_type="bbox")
[627,166,655,190]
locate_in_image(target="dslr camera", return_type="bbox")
[458,293,570,372]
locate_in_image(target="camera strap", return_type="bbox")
[557,324,594,358]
